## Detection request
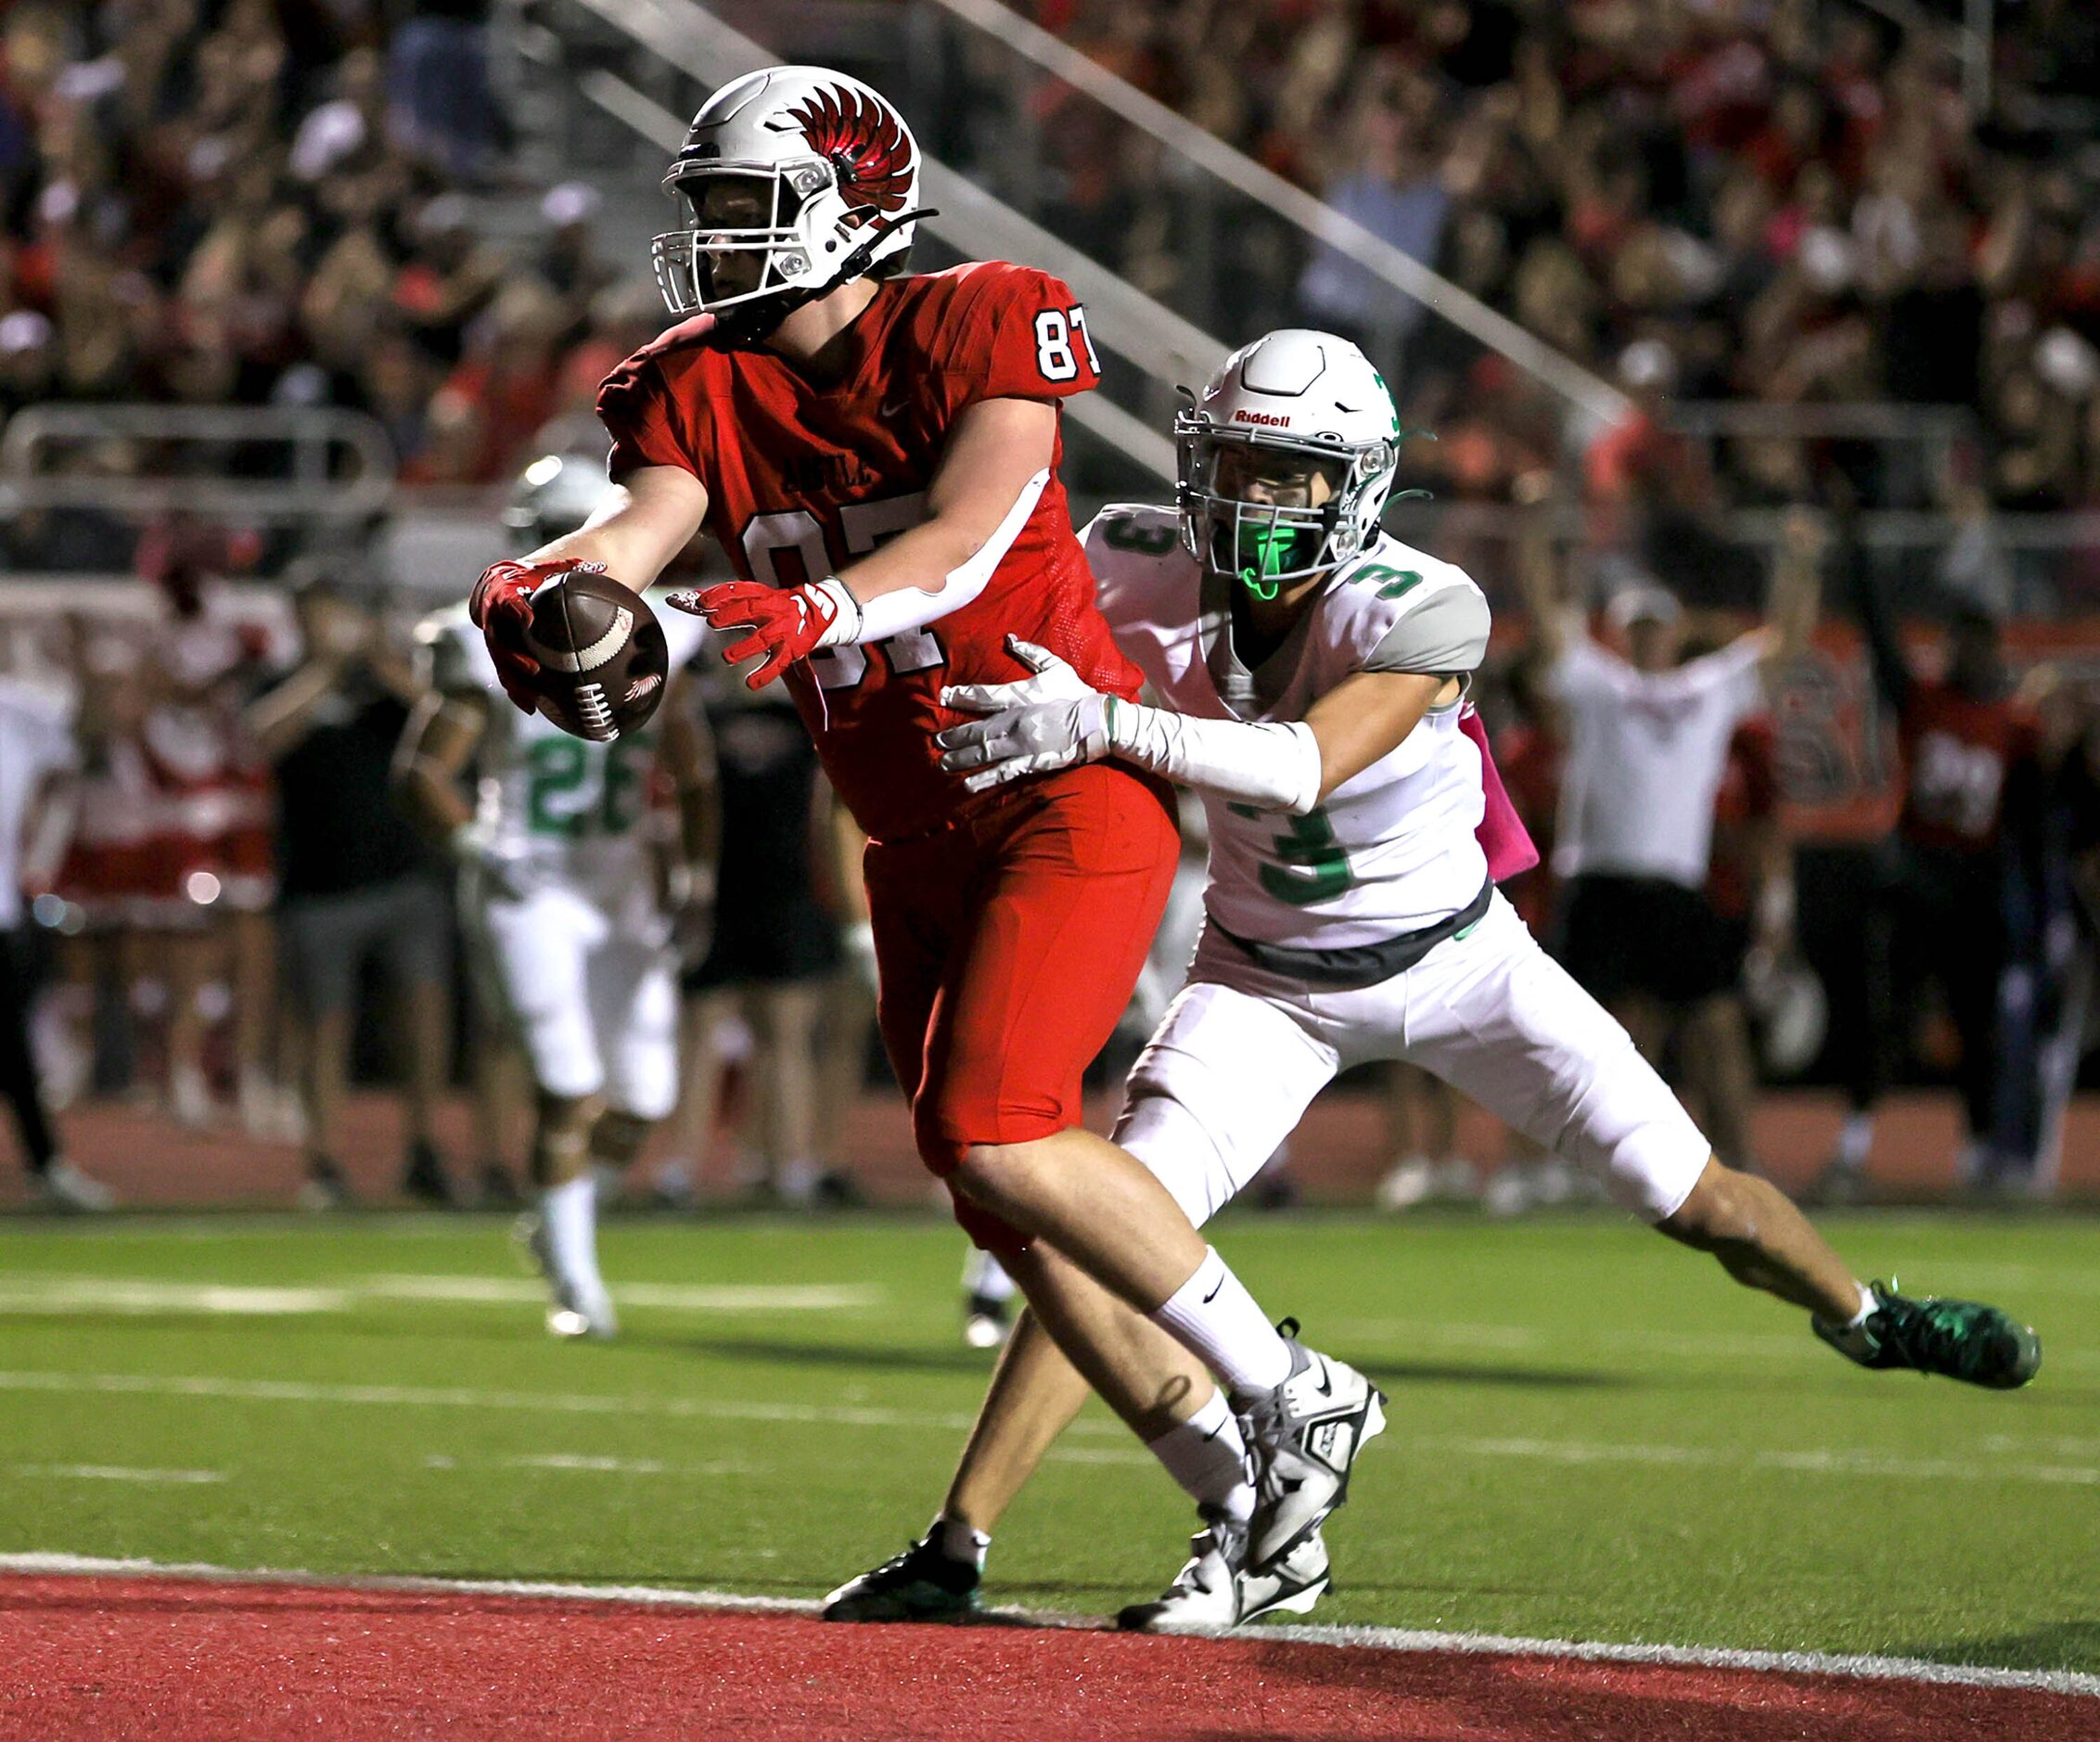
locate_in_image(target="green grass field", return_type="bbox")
[0,1210,2094,1674]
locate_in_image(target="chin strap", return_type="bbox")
[713,206,941,347]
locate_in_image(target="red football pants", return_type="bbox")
[862,762,1180,1256]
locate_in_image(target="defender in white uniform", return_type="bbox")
[824,330,2039,1633]
[397,455,716,1339]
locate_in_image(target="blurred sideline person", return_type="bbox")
[136,531,282,1134]
[1376,1066,1478,1209]
[1816,567,2040,1200]
[248,562,455,1210]
[814,791,880,1183]
[670,659,852,1208]
[1999,672,2100,1194]
[0,667,110,1209]
[1693,713,1792,1173]
[1521,506,1823,1094]
[396,455,715,1338]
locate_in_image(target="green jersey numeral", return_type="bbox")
[1351,562,1425,599]
[1228,802,1355,904]
[525,732,654,839]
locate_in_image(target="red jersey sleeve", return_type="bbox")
[596,318,720,480]
[931,264,1102,414]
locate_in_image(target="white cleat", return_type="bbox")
[33,1159,115,1212]
[545,1287,617,1340]
[1117,1509,1329,1633]
[1237,1325,1386,1575]
[519,1214,618,1340]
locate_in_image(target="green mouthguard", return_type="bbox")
[1236,522,1311,600]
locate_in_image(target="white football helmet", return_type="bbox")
[651,65,924,325]
[502,453,604,550]
[1176,329,1402,596]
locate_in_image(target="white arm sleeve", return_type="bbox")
[822,468,1051,646]
[1103,698,1323,815]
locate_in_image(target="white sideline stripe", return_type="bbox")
[2,1552,2094,1700]
[12,1465,224,1484]
[4,1369,2094,1484]
[0,1275,878,1315]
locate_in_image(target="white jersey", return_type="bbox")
[1085,505,1492,949]
[418,600,708,899]
[1546,631,1764,888]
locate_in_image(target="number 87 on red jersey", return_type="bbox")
[595,259,1146,840]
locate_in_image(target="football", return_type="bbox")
[522,568,668,742]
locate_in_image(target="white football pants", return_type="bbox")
[1113,891,1711,1226]
[473,878,679,1119]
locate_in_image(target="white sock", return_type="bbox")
[1146,1389,1253,1523]
[1818,1281,1880,1351]
[1837,1112,1874,1169]
[933,1514,991,1569]
[1148,1247,1293,1400]
[540,1177,604,1298]
[962,1249,1018,1303]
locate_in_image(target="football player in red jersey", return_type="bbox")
[467,65,1384,1600]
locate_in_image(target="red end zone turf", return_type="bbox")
[3,1574,2094,1742]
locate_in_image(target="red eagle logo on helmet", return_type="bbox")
[787,84,912,225]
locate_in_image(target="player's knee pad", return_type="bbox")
[531,1093,599,1185]
[590,1108,655,1171]
[1113,1090,1236,1229]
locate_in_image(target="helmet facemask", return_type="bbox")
[652,163,831,323]
[1176,421,1390,599]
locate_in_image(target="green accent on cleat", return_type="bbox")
[1816,1281,2042,1390]
[822,1534,983,1623]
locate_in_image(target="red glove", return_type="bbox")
[469,557,604,713]
[670,576,858,690]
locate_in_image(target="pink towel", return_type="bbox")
[1461,706,1540,883]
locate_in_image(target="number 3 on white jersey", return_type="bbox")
[739,493,942,690]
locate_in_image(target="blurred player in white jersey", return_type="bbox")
[826,329,2040,1633]
[396,455,717,1338]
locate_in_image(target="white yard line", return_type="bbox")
[11,1465,224,1484]
[0,1367,1001,1435]
[1,1551,2093,1699]
[0,1275,880,1315]
[4,1367,2094,1486]
[1415,1434,2100,1486]
[420,1453,751,1478]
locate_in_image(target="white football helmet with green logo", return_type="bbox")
[1175,329,1403,597]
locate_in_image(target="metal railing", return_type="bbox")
[0,403,396,522]
[913,0,1630,428]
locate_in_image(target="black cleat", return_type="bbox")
[401,1141,455,1207]
[1816,1281,2041,1390]
[478,1163,525,1209]
[823,1532,982,1622]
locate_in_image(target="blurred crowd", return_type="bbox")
[0,0,659,563]
[1018,0,2100,543]
[0,552,892,1211]
[1,0,2098,1210]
